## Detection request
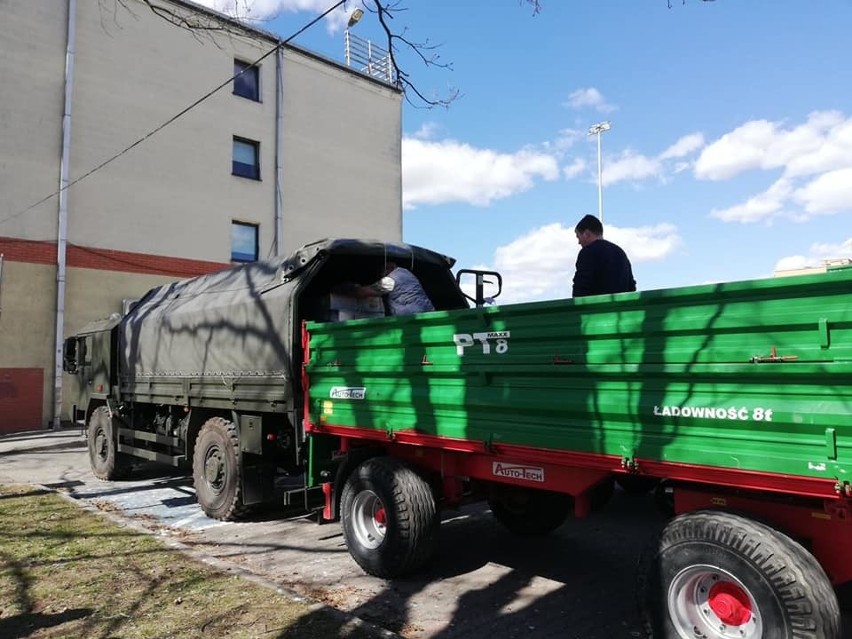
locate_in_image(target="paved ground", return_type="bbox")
[2,428,848,638]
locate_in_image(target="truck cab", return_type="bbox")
[63,314,121,428]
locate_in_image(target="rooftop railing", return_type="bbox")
[344,31,395,85]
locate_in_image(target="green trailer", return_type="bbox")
[65,238,852,638]
[303,262,852,639]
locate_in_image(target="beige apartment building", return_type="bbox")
[0,0,403,433]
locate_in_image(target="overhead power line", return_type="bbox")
[0,0,346,228]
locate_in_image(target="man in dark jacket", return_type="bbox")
[572,214,636,297]
[354,261,435,315]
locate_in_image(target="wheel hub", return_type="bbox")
[351,490,387,550]
[204,448,224,490]
[374,507,387,525]
[667,565,762,639]
[95,430,108,460]
[708,582,752,627]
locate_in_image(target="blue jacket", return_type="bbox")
[384,267,435,315]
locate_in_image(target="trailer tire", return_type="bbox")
[193,418,247,521]
[341,457,438,578]
[87,406,131,480]
[488,487,573,536]
[637,510,840,639]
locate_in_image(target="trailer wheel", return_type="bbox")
[488,487,573,536]
[193,418,247,521]
[87,406,131,480]
[341,457,438,578]
[638,510,840,639]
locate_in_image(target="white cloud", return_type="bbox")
[660,133,705,160]
[565,88,616,113]
[192,0,350,31]
[610,224,682,262]
[483,222,682,304]
[694,111,850,181]
[602,150,661,186]
[793,167,852,214]
[562,158,587,179]
[549,127,585,152]
[699,111,852,223]
[774,237,852,271]
[402,139,559,208]
[694,119,779,180]
[569,131,704,186]
[710,178,792,223]
[410,122,441,140]
[773,255,812,272]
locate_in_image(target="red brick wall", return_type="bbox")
[0,368,44,433]
[0,237,229,278]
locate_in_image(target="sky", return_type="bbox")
[198,0,852,304]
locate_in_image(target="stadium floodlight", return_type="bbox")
[588,121,612,223]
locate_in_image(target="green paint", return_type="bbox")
[306,268,852,482]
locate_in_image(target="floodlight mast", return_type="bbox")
[588,121,611,223]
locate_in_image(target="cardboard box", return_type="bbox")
[322,293,385,322]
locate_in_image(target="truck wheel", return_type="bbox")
[87,406,131,480]
[341,457,438,578]
[488,487,573,536]
[638,510,840,639]
[193,418,246,521]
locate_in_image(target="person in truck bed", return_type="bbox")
[349,261,435,316]
[572,214,636,297]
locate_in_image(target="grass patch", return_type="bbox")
[0,485,380,639]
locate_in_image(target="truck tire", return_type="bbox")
[637,510,840,639]
[87,406,131,480]
[341,457,438,578]
[488,487,573,536]
[193,418,247,521]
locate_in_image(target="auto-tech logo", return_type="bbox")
[329,387,366,400]
[492,462,545,482]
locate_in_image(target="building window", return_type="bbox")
[231,221,259,262]
[233,59,259,101]
[232,137,260,180]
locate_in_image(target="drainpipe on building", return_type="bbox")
[274,45,284,256]
[53,0,77,429]
[0,254,4,317]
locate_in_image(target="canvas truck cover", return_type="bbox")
[118,238,461,397]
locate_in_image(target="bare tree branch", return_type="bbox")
[365,0,459,108]
[522,0,542,15]
[366,0,538,108]
[111,0,262,47]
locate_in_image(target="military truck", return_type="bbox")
[65,237,852,638]
[63,239,491,516]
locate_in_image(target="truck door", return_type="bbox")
[73,335,95,415]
